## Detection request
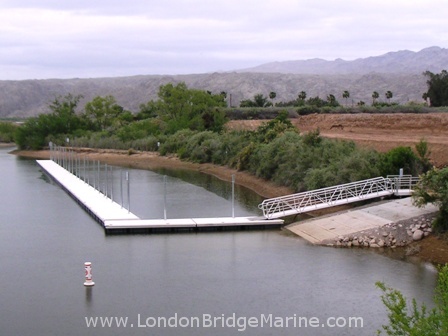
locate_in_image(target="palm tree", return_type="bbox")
[327,94,337,106]
[385,91,393,103]
[342,90,350,105]
[372,91,379,105]
[269,91,276,107]
[253,93,269,107]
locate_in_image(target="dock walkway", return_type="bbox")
[37,160,283,232]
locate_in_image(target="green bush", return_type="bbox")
[376,264,448,335]
[116,118,165,141]
[158,129,197,156]
[413,167,448,232]
[0,122,18,143]
[380,146,420,176]
[297,106,318,115]
[182,131,220,162]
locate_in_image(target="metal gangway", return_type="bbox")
[258,175,420,219]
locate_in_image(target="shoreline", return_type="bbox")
[11,148,294,199]
[10,147,448,265]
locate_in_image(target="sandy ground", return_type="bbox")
[10,112,448,264]
[227,112,448,167]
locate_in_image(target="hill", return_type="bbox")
[240,46,448,74]
[1,47,446,118]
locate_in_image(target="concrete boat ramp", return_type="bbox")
[36,160,283,233]
[286,197,438,244]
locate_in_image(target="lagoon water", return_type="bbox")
[0,146,438,335]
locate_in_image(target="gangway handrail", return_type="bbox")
[258,176,420,219]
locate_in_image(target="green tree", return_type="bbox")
[298,91,307,102]
[307,96,327,107]
[380,146,420,176]
[269,91,276,106]
[415,139,432,173]
[0,121,18,143]
[254,110,296,143]
[152,82,227,133]
[84,95,126,131]
[326,94,339,107]
[15,94,86,149]
[413,167,448,231]
[376,264,448,335]
[137,100,159,120]
[372,91,379,105]
[342,90,350,105]
[385,91,393,103]
[424,70,448,107]
[240,94,271,107]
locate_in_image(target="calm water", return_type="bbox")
[0,146,438,335]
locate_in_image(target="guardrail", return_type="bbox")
[258,176,420,219]
[387,175,420,194]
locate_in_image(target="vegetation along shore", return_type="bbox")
[2,74,448,268]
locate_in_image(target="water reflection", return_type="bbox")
[85,287,93,307]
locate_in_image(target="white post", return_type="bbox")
[84,262,95,287]
[120,170,123,208]
[164,175,167,220]
[398,168,403,191]
[110,166,114,202]
[232,174,235,218]
[126,171,130,213]
[105,164,108,198]
[97,161,100,193]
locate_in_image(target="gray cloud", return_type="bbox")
[1,0,447,79]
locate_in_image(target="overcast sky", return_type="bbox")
[1,0,447,80]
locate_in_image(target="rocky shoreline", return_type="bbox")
[323,213,437,248]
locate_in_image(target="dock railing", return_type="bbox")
[258,175,420,219]
[386,175,420,195]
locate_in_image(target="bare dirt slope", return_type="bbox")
[227,113,448,167]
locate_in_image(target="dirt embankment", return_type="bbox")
[227,112,448,167]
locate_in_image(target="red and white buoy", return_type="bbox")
[84,262,95,287]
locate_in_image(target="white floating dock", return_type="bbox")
[37,160,283,233]
[37,160,139,222]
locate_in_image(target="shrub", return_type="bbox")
[158,129,197,156]
[376,264,448,335]
[380,146,420,176]
[183,131,220,162]
[297,106,318,115]
[0,121,18,143]
[413,167,448,232]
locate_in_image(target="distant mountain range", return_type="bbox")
[239,46,448,74]
[1,47,446,118]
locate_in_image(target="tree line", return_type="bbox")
[241,89,396,108]
[238,69,447,108]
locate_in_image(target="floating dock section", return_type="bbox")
[37,160,283,233]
